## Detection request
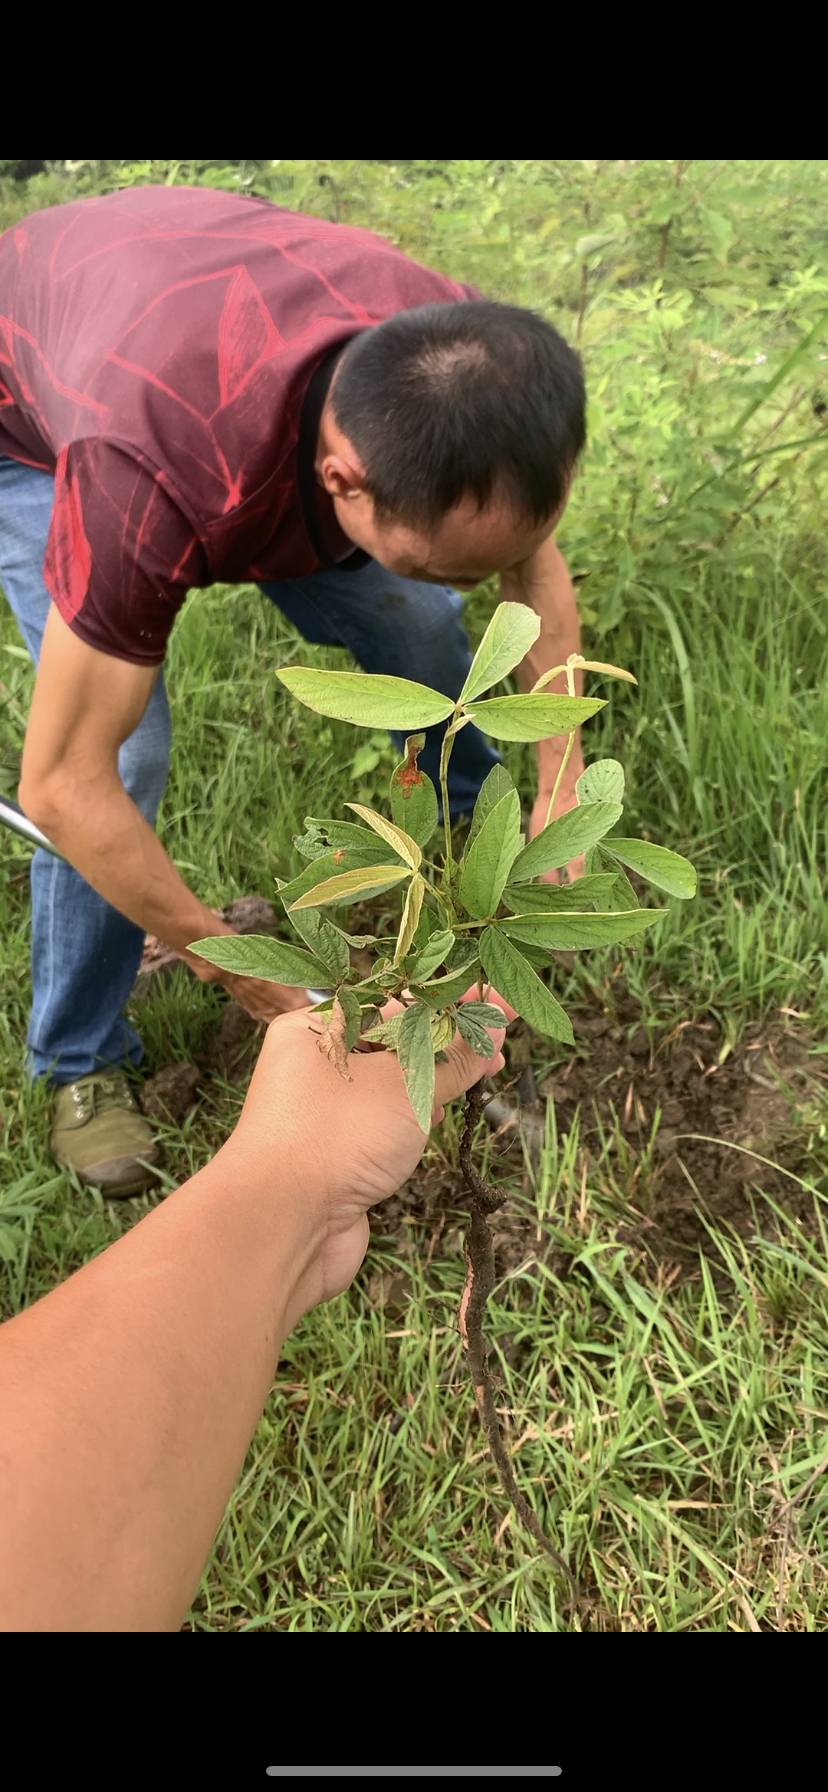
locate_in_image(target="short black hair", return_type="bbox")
[331,300,586,530]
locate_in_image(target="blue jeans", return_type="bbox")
[0,453,498,1084]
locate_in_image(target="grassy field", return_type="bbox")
[1,160,828,1631]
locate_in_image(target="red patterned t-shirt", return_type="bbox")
[0,186,476,664]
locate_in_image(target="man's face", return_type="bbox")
[340,493,557,589]
[316,401,563,587]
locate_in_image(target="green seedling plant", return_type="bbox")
[190,603,697,1597]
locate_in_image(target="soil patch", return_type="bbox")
[368,996,826,1281]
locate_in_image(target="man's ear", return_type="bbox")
[317,448,368,502]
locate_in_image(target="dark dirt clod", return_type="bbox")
[140,1062,203,1122]
[206,1002,264,1082]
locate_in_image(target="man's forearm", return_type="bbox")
[506,538,583,797]
[25,769,230,964]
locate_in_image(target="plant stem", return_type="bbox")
[439,713,460,874]
[544,659,578,828]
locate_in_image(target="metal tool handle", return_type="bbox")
[0,794,67,861]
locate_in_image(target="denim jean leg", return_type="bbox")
[259,561,501,817]
[0,453,171,1084]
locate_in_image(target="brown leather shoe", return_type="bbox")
[51,1072,160,1197]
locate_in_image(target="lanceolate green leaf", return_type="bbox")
[285,905,352,981]
[412,958,482,1008]
[458,789,521,919]
[300,819,408,861]
[398,1001,436,1132]
[601,837,697,900]
[500,909,662,948]
[289,864,410,911]
[479,929,574,1044]
[336,986,364,1053]
[458,601,541,704]
[277,667,454,729]
[408,930,455,981]
[501,873,623,912]
[595,857,639,911]
[188,934,332,986]
[509,801,623,881]
[575,759,626,805]
[346,802,422,870]
[390,735,439,847]
[465,693,605,742]
[467,764,518,849]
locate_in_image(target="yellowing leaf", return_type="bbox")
[346,802,422,870]
[289,864,409,910]
[395,874,425,964]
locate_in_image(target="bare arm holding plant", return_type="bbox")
[0,1004,508,1633]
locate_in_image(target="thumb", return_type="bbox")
[434,1020,506,1108]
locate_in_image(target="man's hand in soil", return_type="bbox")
[0,998,508,1632]
[187,959,311,1021]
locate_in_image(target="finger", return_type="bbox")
[564,854,586,884]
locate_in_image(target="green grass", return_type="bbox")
[2,160,828,1630]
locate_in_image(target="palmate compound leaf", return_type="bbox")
[576,759,625,805]
[499,909,662,949]
[467,763,518,850]
[458,601,541,704]
[452,1000,509,1060]
[479,928,574,1045]
[458,787,521,919]
[601,837,697,900]
[397,1000,436,1132]
[465,693,605,743]
[276,666,454,730]
[389,735,439,847]
[508,801,623,882]
[187,933,333,986]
